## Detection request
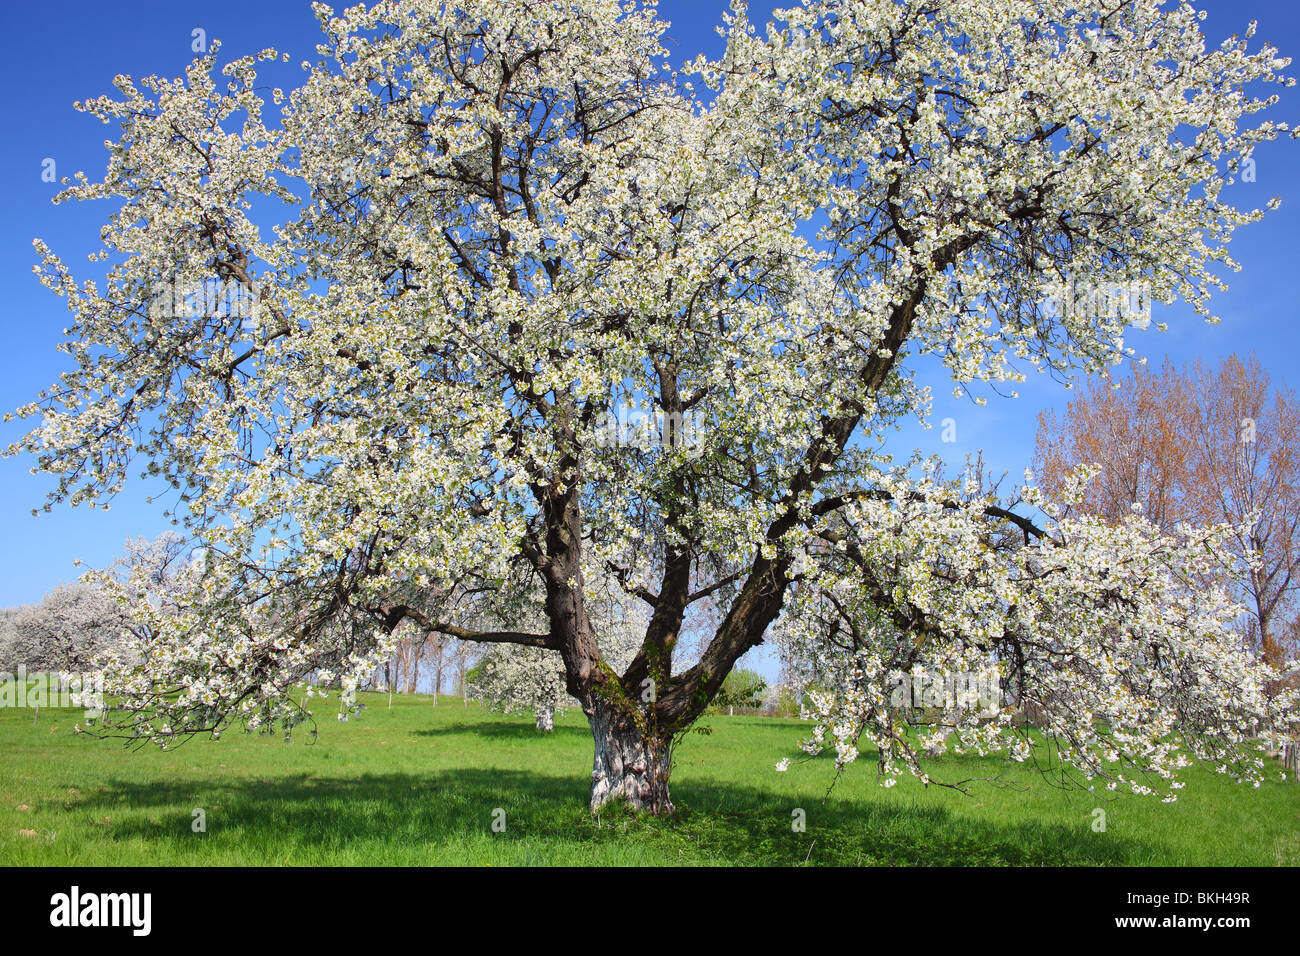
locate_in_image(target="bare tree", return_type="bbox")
[1182,355,1300,658]
[1036,353,1300,664]
[1034,359,1189,531]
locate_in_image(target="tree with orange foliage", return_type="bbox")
[1182,356,1300,657]
[1035,354,1300,680]
[1035,359,1190,531]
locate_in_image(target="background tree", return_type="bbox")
[470,569,647,730]
[0,605,33,671]
[709,667,768,717]
[469,645,568,731]
[424,632,449,703]
[1,532,190,679]
[1034,359,1190,530]
[1035,353,1300,676]
[10,584,126,674]
[1183,354,1300,662]
[439,640,479,709]
[397,628,457,698]
[10,0,1297,812]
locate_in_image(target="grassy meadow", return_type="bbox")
[1,691,1297,866]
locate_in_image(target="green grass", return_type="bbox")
[1,692,1297,865]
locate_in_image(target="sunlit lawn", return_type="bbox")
[1,691,1297,865]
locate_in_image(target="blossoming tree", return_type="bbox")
[9,584,126,675]
[10,0,1299,812]
[470,568,647,731]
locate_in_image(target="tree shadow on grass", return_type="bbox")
[58,767,1164,866]
[413,722,592,741]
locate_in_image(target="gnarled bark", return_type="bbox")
[535,703,555,732]
[587,697,673,814]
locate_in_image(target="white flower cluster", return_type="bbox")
[777,466,1298,797]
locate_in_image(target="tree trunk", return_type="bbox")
[406,640,422,695]
[535,704,555,732]
[587,698,673,815]
[432,649,443,706]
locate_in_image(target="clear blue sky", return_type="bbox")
[1,0,1298,617]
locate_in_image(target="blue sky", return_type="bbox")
[0,0,1298,627]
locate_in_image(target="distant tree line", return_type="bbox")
[0,532,188,675]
